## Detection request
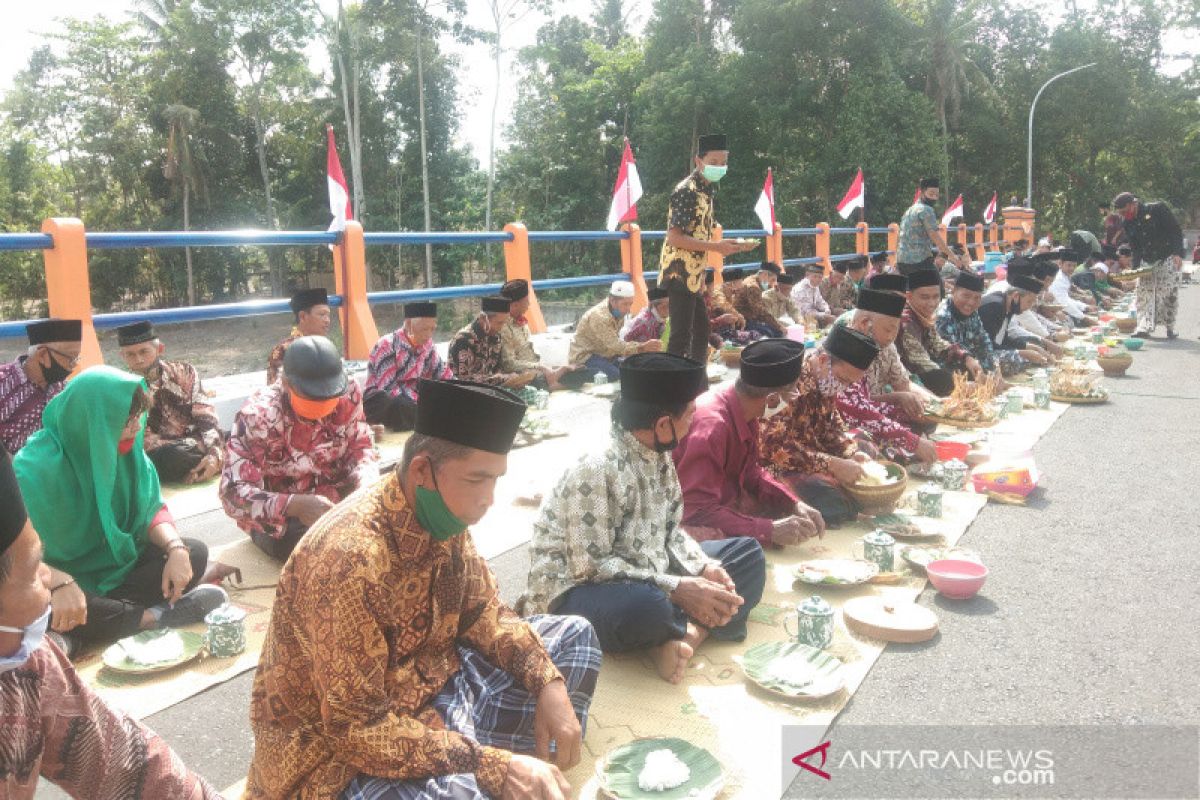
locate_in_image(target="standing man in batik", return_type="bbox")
[1114,192,1185,339]
[658,134,758,362]
[896,178,969,276]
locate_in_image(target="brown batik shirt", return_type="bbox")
[658,172,716,294]
[247,474,563,799]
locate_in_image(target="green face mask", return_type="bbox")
[414,474,468,541]
[702,164,727,183]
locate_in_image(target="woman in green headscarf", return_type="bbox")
[14,366,225,647]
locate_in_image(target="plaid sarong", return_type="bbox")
[341,614,601,800]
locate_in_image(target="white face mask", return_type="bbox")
[0,607,50,673]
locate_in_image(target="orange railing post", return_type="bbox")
[956,223,968,257]
[973,224,985,261]
[767,222,783,266]
[815,222,831,275]
[504,222,545,333]
[622,223,648,313]
[1001,207,1036,246]
[708,224,725,286]
[887,223,899,268]
[855,221,869,258]
[331,220,379,360]
[41,217,102,370]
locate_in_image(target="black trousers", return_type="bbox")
[897,257,936,276]
[251,518,309,562]
[74,538,208,642]
[363,389,417,432]
[666,282,710,363]
[147,441,205,483]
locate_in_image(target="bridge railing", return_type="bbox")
[0,210,1028,367]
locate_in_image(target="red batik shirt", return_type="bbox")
[0,358,64,453]
[220,381,378,538]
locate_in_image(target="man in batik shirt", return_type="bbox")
[363,301,453,432]
[247,379,599,800]
[819,260,859,316]
[449,296,540,389]
[0,319,81,453]
[673,339,825,546]
[499,279,572,390]
[1115,191,1185,338]
[266,287,331,384]
[760,325,881,525]
[896,177,968,276]
[658,134,757,362]
[731,262,784,338]
[114,321,224,484]
[221,335,378,560]
[835,291,938,465]
[568,281,661,380]
[763,272,802,325]
[524,354,764,685]
[935,271,1027,378]
[897,268,981,397]
[792,264,836,326]
[621,286,670,344]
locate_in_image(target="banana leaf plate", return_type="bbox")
[597,737,724,800]
[102,630,205,674]
[737,640,847,700]
[794,558,879,586]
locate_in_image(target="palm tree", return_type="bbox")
[914,0,990,186]
[163,104,205,305]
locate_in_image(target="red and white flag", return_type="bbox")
[941,194,964,226]
[982,192,998,224]
[913,186,921,205]
[326,124,352,232]
[753,168,776,232]
[605,139,643,231]
[836,168,865,219]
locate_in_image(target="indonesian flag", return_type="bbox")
[326,124,352,232]
[836,168,865,219]
[982,191,998,224]
[605,139,643,231]
[941,194,964,226]
[913,186,921,204]
[753,168,776,232]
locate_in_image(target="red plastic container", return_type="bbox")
[935,441,970,461]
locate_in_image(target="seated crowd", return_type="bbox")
[0,199,1137,797]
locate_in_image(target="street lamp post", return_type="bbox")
[1027,63,1097,208]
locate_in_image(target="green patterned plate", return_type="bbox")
[738,640,847,700]
[102,630,205,674]
[794,558,879,586]
[597,737,724,800]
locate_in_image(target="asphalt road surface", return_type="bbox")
[39,285,1200,799]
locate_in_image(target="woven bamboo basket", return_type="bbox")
[842,461,908,513]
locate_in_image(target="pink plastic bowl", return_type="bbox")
[935,441,970,461]
[926,559,989,599]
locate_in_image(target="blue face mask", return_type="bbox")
[702,165,728,183]
[610,306,625,321]
[0,607,50,673]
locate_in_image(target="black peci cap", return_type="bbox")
[620,353,708,407]
[289,288,329,314]
[415,379,526,455]
[27,319,82,345]
[739,339,806,389]
[115,320,157,347]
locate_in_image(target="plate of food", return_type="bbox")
[733,237,761,248]
[794,558,879,586]
[705,363,729,383]
[873,512,928,539]
[923,372,1003,428]
[900,545,982,573]
[1049,365,1109,404]
[738,641,847,700]
[102,630,205,674]
[597,737,724,800]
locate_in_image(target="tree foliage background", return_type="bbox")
[0,0,1196,315]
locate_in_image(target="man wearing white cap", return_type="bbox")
[568,280,662,381]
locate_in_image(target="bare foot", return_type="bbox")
[651,639,694,684]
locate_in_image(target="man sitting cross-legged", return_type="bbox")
[221,335,378,561]
[523,353,766,685]
[115,321,224,484]
[673,339,826,546]
[247,379,600,800]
